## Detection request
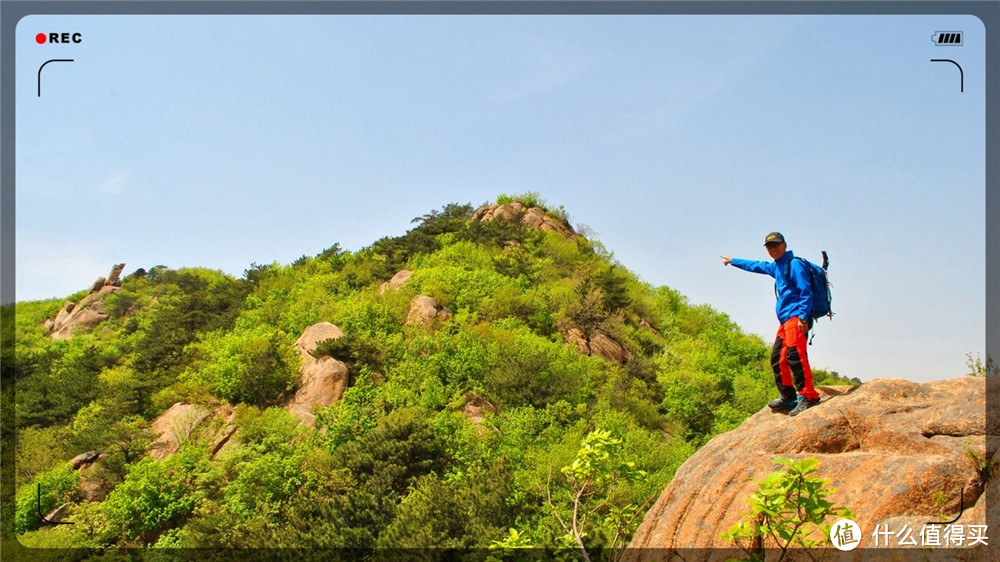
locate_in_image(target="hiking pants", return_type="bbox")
[771,318,820,401]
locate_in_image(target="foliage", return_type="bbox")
[15,425,70,488]
[721,457,853,561]
[14,463,80,534]
[496,191,568,221]
[10,196,795,550]
[546,429,650,561]
[97,446,216,544]
[966,352,998,377]
[186,324,299,407]
[315,371,382,449]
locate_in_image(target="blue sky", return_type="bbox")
[15,14,986,382]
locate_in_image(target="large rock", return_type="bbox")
[461,393,499,436]
[149,403,235,460]
[149,403,212,460]
[49,286,120,340]
[564,327,630,364]
[69,450,100,470]
[286,322,350,426]
[472,201,577,238]
[406,295,451,326]
[625,377,994,561]
[379,269,412,294]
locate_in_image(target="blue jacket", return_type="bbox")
[731,250,812,324]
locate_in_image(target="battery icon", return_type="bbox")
[932,31,963,46]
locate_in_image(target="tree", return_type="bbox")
[721,457,854,561]
[545,429,650,561]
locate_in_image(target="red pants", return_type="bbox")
[770,318,819,401]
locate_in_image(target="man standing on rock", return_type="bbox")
[721,232,821,416]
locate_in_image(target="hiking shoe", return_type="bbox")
[768,397,797,412]
[788,396,821,417]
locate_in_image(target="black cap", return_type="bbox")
[764,232,785,246]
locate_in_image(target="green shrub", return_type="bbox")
[99,446,215,544]
[315,372,382,450]
[721,457,853,560]
[189,325,299,407]
[14,463,80,534]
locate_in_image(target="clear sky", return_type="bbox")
[14,14,986,383]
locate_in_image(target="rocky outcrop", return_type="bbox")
[472,201,577,238]
[69,450,100,470]
[564,328,630,364]
[406,295,451,326]
[460,394,499,436]
[149,403,236,460]
[149,403,212,460]
[379,269,412,294]
[286,322,350,426]
[106,263,126,286]
[625,377,995,560]
[46,263,129,340]
[49,285,120,340]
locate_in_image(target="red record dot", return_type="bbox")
[35,33,46,44]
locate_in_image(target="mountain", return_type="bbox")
[8,194,856,552]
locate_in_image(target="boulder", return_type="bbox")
[88,276,107,294]
[49,286,120,340]
[286,322,350,426]
[379,269,412,294]
[149,403,211,460]
[47,264,130,339]
[406,295,451,326]
[461,394,499,436]
[472,202,577,238]
[625,377,994,561]
[44,503,71,524]
[69,450,100,470]
[294,321,346,355]
[461,393,497,425]
[80,478,107,503]
[210,424,238,460]
[564,327,630,364]
[106,263,126,286]
[149,403,237,460]
[49,286,121,340]
[52,302,75,327]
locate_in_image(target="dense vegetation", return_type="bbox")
[6,195,851,554]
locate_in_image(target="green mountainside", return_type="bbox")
[7,194,851,551]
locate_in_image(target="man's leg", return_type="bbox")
[780,318,820,401]
[770,328,798,400]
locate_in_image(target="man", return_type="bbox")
[721,232,821,416]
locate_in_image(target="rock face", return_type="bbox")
[564,328,630,364]
[626,377,995,561]
[69,451,100,470]
[149,403,236,461]
[49,285,120,340]
[379,269,412,294]
[150,403,212,460]
[47,264,130,340]
[472,201,577,238]
[286,322,350,426]
[406,295,451,326]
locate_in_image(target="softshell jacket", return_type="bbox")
[730,251,812,324]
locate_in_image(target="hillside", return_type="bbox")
[7,194,854,552]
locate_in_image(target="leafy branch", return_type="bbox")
[545,429,650,562]
[721,457,853,561]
